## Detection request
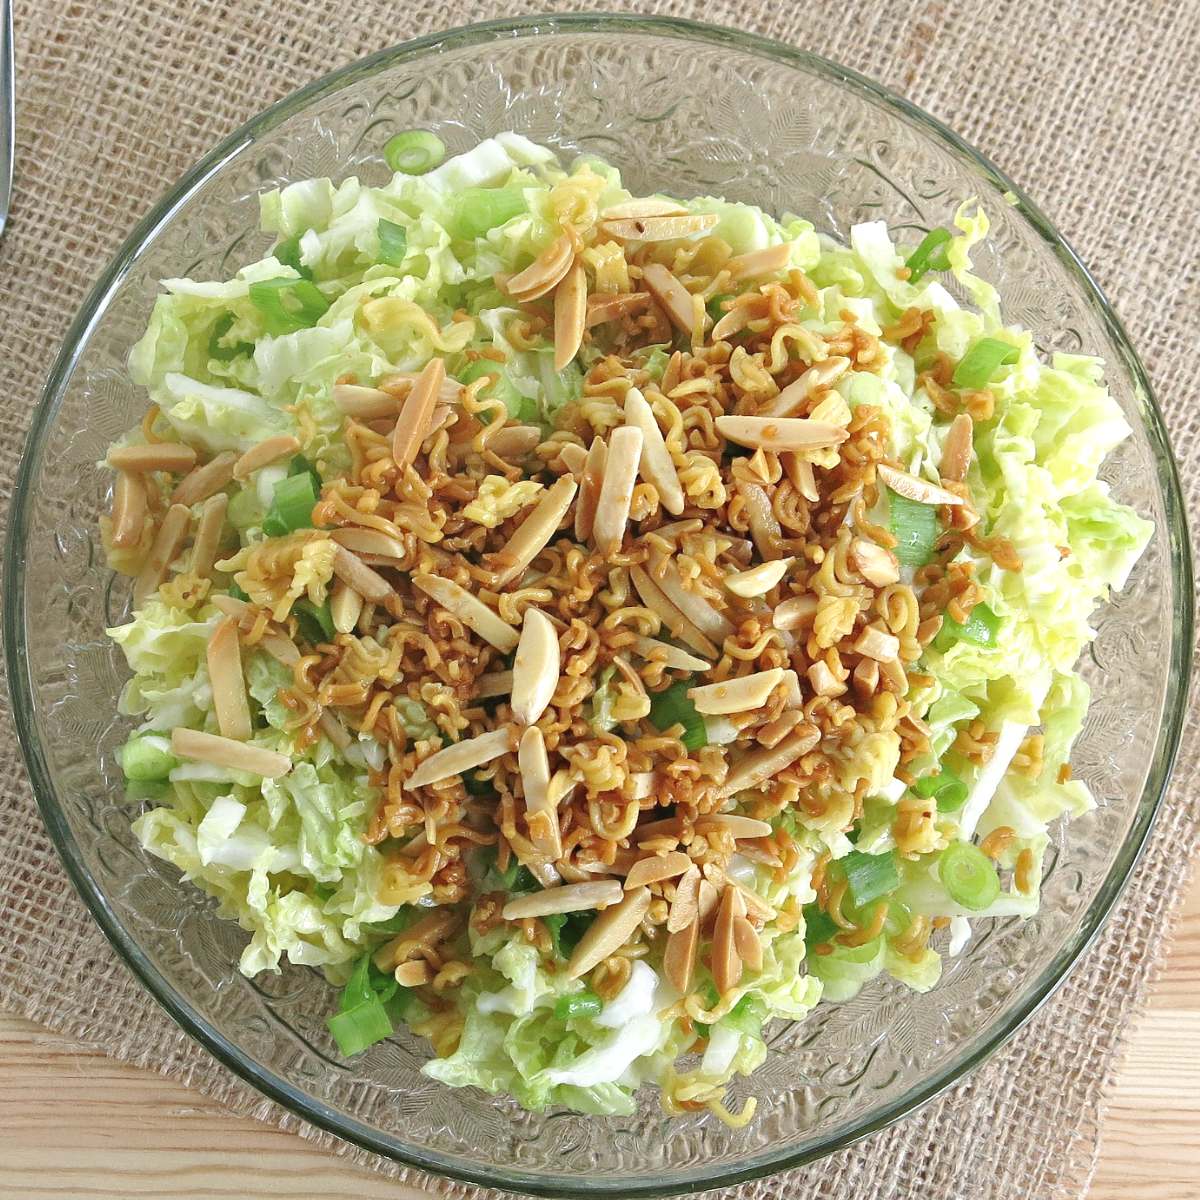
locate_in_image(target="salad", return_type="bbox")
[101,130,1152,1124]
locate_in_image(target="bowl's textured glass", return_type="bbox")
[5,17,1190,1197]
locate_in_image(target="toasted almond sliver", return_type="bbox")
[600,197,689,220]
[733,915,763,971]
[574,436,607,543]
[592,425,643,556]
[171,727,290,778]
[190,493,228,578]
[318,710,352,750]
[330,526,407,560]
[566,886,652,980]
[667,864,702,933]
[333,383,403,420]
[712,885,743,995]
[779,669,804,708]
[940,413,974,483]
[205,617,252,741]
[854,625,901,662]
[700,813,774,839]
[260,629,301,666]
[850,538,900,587]
[110,470,147,549]
[475,669,513,699]
[133,503,192,606]
[511,608,560,725]
[379,371,463,406]
[688,668,785,716]
[393,358,445,470]
[331,545,394,604]
[726,243,793,282]
[781,452,820,502]
[488,424,543,460]
[629,564,719,660]
[630,635,711,673]
[491,475,578,589]
[772,594,817,631]
[393,960,432,988]
[648,551,734,640]
[759,357,852,418]
[210,594,250,621]
[724,558,793,598]
[557,442,588,479]
[330,579,364,635]
[697,879,721,929]
[716,415,848,453]
[877,463,965,507]
[553,260,587,372]
[718,724,821,797]
[404,727,513,790]
[624,850,692,890]
[518,725,561,859]
[107,442,197,474]
[506,234,575,301]
[374,909,459,971]
[663,916,700,993]
[502,880,624,920]
[640,262,697,335]
[171,451,238,509]
[807,660,845,698]
[412,573,518,653]
[600,213,718,243]
[736,479,784,562]
[710,306,755,343]
[232,435,301,481]
[585,291,652,328]
[624,387,684,516]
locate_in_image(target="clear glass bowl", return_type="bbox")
[3,15,1192,1197]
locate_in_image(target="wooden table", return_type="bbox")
[2,877,1196,1200]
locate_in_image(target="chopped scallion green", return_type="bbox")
[647,680,707,750]
[904,227,953,282]
[913,767,969,812]
[938,841,1001,911]
[554,991,603,1021]
[248,276,330,335]
[273,235,313,279]
[208,312,254,362]
[118,733,178,782]
[803,903,838,950]
[840,849,899,908]
[261,471,317,537]
[952,337,1019,390]
[383,130,446,176]
[452,186,527,239]
[887,487,940,568]
[294,599,335,644]
[376,218,408,267]
[934,602,1001,650]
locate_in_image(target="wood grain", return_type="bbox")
[1,873,1196,1200]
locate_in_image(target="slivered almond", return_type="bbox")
[733,915,763,971]
[736,478,784,561]
[574,436,607,542]
[663,916,700,993]
[529,861,562,888]
[330,579,363,634]
[624,387,684,515]
[629,564,719,659]
[600,197,688,220]
[716,415,848,453]
[712,886,743,994]
[233,435,301,481]
[333,383,402,420]
[854,625,901,662]
[648,552,734,640]
[699,813,774,839]
[374,909,459,971]
[850,538,900,586]
[726,243,793,282]
[330,527,407,560]
[109,470,147,549]
[476,670,513,699]
[261,630,301,666]
[630,635,710,673]
[879,656,908,694]
[640,262,697,335]
[586,291,652,328]
[592,425,643,556]
[107,442,197,474]
[190,493,228,578]
[511,609,560,725]
[425,404,455,440]
[393,960,432,988]
[600,213,718,242]
[506,234,575,301]
[488,424,543,460]
[378,371,463,406]
[734,883,777,926]
[759,357,852,418]
[412,573,518,652]
[393,358,445,470]
[492,474,578,587]
[171,451,238,508]
[779,669,803,707]
[318,710,352,750]
[404,727,513,790]
[566,886,651,979]
[724,559,792,598]
[206,617,252,742]
[133,503,191,606]
[668,864,702,932]
[688,669,784,716]
[557,442,588,478]
[331,545,394,603]
[808,660,846,697]
[503,880,624,921]
[553,260,587,371]
[877,463,964,506]
[781,452,819,501]
[940,413,974,483]
[518,725,562,859]
[210,594,251,620]
[772,594,817,631]
[718,724,820,797]
[697,879,721,928]
[624,850,691,890]
[171,728,290,778]
[710,306,755,342]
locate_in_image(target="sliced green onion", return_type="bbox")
[287,454,322,495]
[887,488,940,568]
[934,602,1001,651]
[952,337,1019,390]
[494,857,537,894]
[802,903,838,950]
[706,293,735,322]
[376,219,408,267]
[227,580,250,603]
[384,130,445,176]
[273,235,313,280]
[544,910,594,959]
[118,733,178,782]
[938,841,1001,911]
[722,994,766,1037]
[248,276,330,336]
[904,227,953,282]
[208,313,255,362]
[554,991,603,1021]
[840,849,899,908]
[463,769,496,797]
[327,999,392,1056]
[261,471,317,537]
[913,767,969,812]
[295,599,335,644]
[647,680,707,751]
[452,186,528,239]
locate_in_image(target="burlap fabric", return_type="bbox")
[0,2,1196,1197]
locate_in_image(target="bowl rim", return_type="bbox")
[3,12,1194,1196]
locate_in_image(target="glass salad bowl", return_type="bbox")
[3,14,1192,1197]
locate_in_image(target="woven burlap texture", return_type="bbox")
[0,2,1196,1197]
